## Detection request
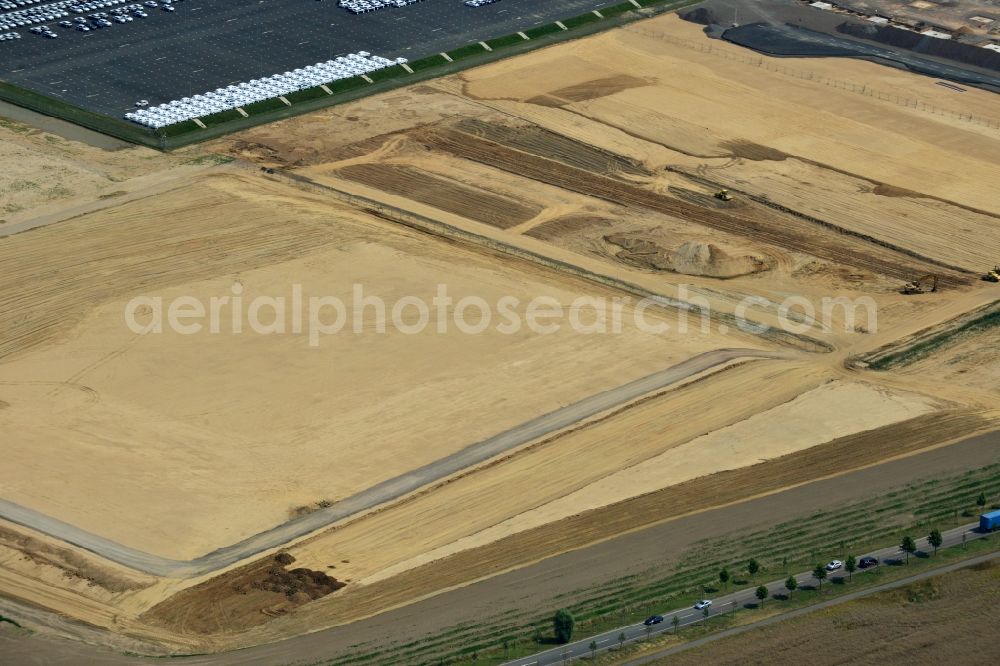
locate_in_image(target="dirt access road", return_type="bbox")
[0,348,783,578]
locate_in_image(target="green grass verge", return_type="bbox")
[199,109,244,127]
[285,86,331,104]
[328,76,370,94]
[242,97,289,115]
[447,42,489,60]
[601,2,638,17]
[320,464,1000,665]
[486,33,528,50]
[366,64,408,83]
[524,23,564,39]
[563,12,603,29]
[160,120,202,138]
[408,54,449,72]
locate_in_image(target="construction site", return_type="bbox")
[1,1,1000,664]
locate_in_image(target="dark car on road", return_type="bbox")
[858,556,879,569]
[643,615,664,626]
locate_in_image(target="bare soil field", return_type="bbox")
[0,114,216,228]
[3,6,1000,661]
[653,559,1000,666]
[1,173,728,561]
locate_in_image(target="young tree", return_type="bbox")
[755,585,769,608]
[671,615,680,633]
[702,606,710,618]
[645,624,652,641]
[845,555,857,581]
[747,558,760,580]
[785,575,798,599]
[782,556,788,572]
[718,567,730,591]
[589,640,598,660]
[977,492,987,509]
[813,565,827,590]
[553,609,575,644]
[928,528,943,556]
[618,631,626,650]
[502,637,511,658]
[900,535,917,564]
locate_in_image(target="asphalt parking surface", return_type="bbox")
[0,0,609,117]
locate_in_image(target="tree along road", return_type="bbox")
[0,348,783,578]
[504,522,992,666]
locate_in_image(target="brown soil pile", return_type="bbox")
[234,553,345,603]
[605,234,771,277]
[143,553,345,634]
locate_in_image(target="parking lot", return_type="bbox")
[0,0,610,118]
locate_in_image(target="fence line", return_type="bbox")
[628,27,1000,130]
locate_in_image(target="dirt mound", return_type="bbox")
[680,7,720,25]
[673,240,771,277]
[236,555,345,601]
[605,235,771,277]
[229,141,287,167]
[144,552,346,634]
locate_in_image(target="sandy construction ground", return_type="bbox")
[0,113,220,231]
[0,173,738,560]
[358,379,941,585]
[2,6,1000,657]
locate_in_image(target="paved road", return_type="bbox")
[0,348,782,578]
[504,522,991,665]
[3,432,999,665]
[723,23,1000,92]
[623,546,1000,665]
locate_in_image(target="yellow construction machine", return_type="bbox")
[714,189,733,201]
[982,266,1000,283]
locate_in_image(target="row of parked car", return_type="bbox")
[0,0,177,35]
[337,0,424,15]
[464,0,501,7]
[125,52,408,128]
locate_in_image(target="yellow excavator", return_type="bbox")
[714,189,733,201]
[982,266,1000,283]
[901,274,939,294]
